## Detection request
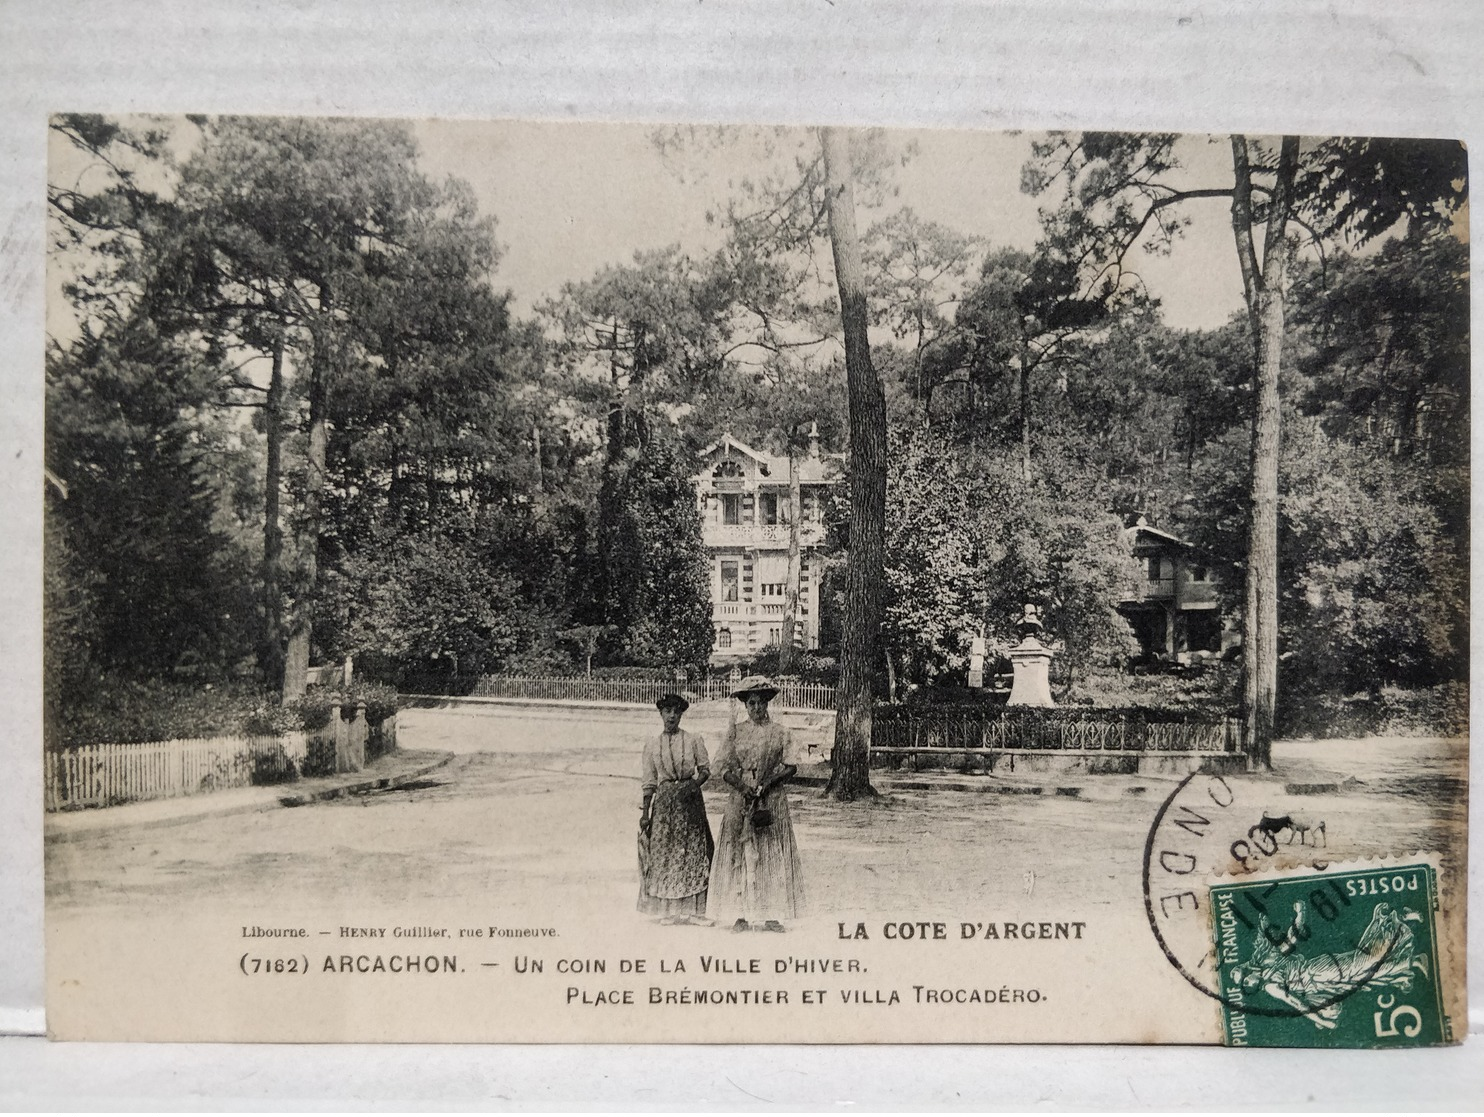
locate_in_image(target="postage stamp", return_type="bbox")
[1210,862,1450,1047]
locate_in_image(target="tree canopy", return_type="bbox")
[45,117,1469,757]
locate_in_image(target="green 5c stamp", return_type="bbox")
[1210,862,1450,1047]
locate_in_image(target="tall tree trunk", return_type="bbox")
[780,442,801,673]
[607,319,625,464]
[913,313,926,408]
[260,326,286,689]
[282,304,332,703]
[594,322,627,630]
[1018,325,1032,482]
[821,127,882,801]
[532,424,545,495]
[1229,134,1300,769]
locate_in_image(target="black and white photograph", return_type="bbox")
[35,114,1469,1046]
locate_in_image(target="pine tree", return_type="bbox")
[607,440,714,671]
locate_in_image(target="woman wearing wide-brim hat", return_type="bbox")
[706,675,803,932]
[637,692,714,924]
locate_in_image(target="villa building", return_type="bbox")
[694,431,838,666]
[1117,517,1238,664]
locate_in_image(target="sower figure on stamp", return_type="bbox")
[1232,900,1428,1030]
[637,692,714,925]
[707,675,803,933]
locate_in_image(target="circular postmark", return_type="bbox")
[1142,771,1406,1023]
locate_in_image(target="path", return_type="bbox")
[46,706,1466,920]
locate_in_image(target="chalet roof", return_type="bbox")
[699,433,771,467]
[1127,522,1194,550]
[697,432,839,484]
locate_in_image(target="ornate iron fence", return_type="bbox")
[871,706,1243,755]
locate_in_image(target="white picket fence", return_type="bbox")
[697,678,837,710]
[44,732,309,812]
[467,675,838,711]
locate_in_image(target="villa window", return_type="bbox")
[722,494,741,525]
[713,461,743,479]
[720,560,739,602]
[717,627,732,648]
[760,492,779,525]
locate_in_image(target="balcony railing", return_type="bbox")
[711,604,803,624]
[703,522,824,548]
[1127,577,1220,606]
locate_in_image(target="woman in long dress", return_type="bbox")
[707,675,803,932]
[637,692,714,923]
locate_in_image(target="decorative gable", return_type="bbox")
[698,433,772,485]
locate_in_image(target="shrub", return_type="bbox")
[1391,681,1469,737]
[241,703,302,738]
[500,642,578,677]
[716,646,839,687]
[347,681,399,726]
[397,671,479,696]
[741,645,839,685]
[45,674,389,756]
[744,644,788,678]
[1276,682,1469,739]
[796,652,840,687]
[293,689,336,732]
[901,685,1008,708]
[1063,665,1240,713]
[48,677,272,749]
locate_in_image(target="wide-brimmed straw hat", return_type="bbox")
[655,691,690,713]
[730,674,779,701]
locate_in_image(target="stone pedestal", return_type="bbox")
[1006,637,1055,707]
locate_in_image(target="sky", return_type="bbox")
[46,117,1255,345]
[410,119,1251,332]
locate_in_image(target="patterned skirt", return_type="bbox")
[638,781,715,916]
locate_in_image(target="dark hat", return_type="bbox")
[730,674,780,701]
[655,691,690,713]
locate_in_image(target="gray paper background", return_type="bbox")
[2,0,1480,1106]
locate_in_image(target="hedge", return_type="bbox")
[49,677,400,749]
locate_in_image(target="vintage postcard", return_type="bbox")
[42,115,1468,1044]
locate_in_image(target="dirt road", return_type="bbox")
[46,704,1466,920]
